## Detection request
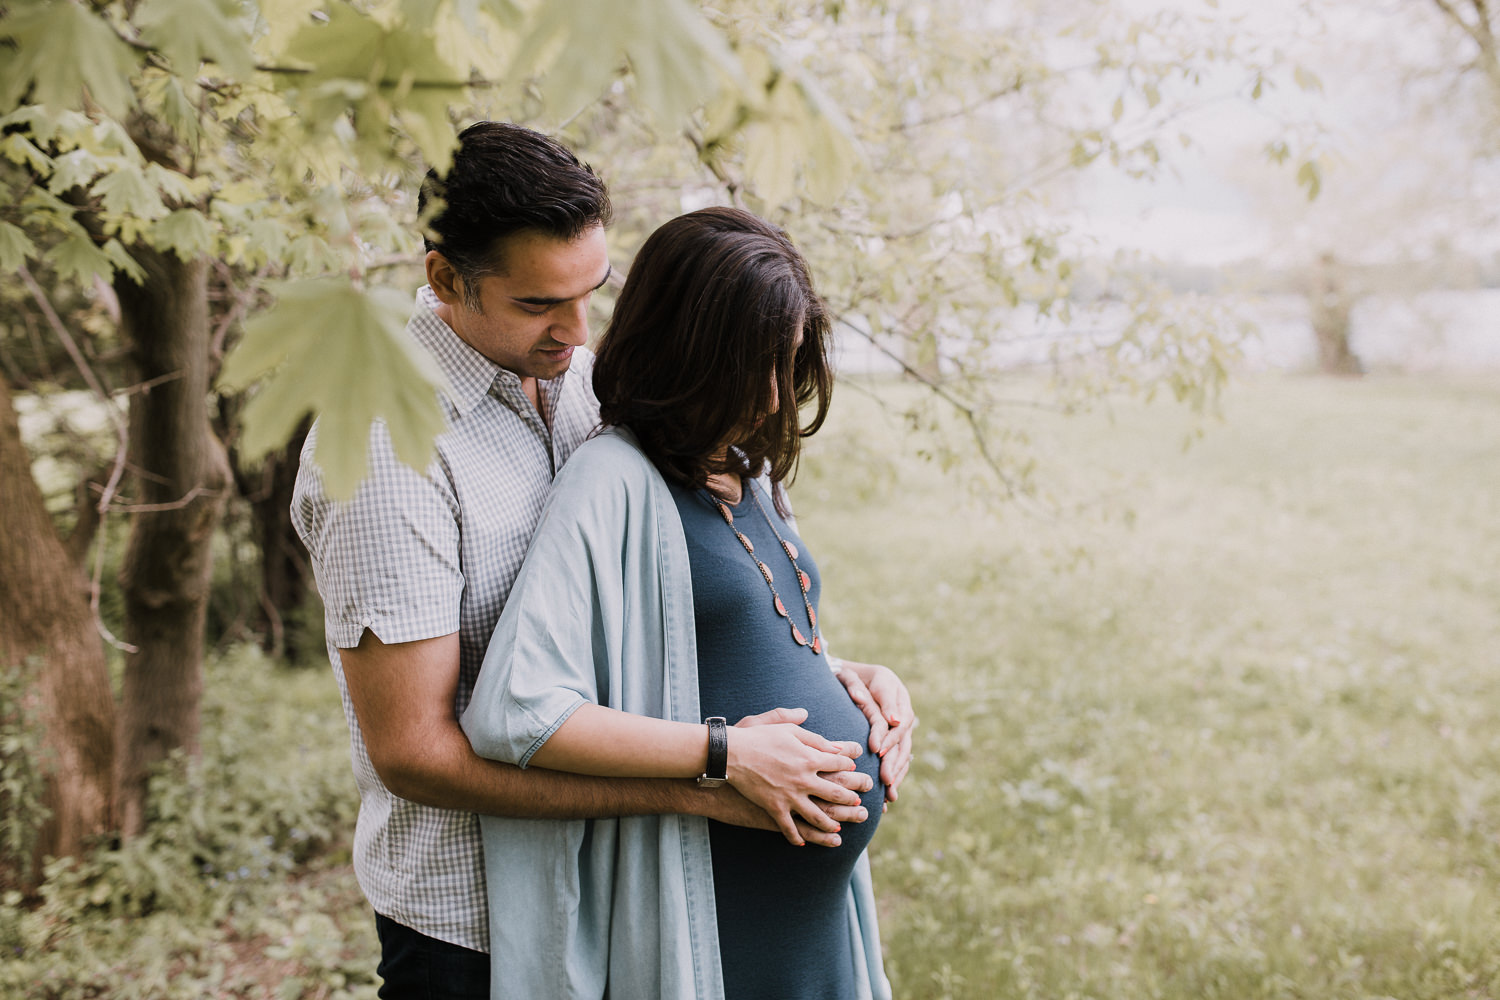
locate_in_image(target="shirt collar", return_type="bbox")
[407,285,569,417]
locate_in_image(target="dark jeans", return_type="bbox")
[374,912,489,1000]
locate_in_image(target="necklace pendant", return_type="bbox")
[773,595,788,618]
[808,606,817,628]
[738,533,754,554]
[715,503,734,525]
[811,636,822,655]
[797,569,810,594]
[782,540,799,561]
[790,624,808,646]
[758,562,774,585]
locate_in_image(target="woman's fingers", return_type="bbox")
[883,753,912,802]
[734,706,809,728]
[834,667,890,756]
[793,725,862,761]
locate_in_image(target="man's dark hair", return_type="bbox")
[593,207,833,511]
[420,121,612,311]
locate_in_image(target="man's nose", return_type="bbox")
[552,299,590,346]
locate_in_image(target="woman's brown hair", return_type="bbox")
[593,207,833,507]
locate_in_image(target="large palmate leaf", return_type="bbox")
[219,279,451,499]
[136,0,255,80]
[0,1,139,117]
[280,3,467,168]
[509,0,738,123]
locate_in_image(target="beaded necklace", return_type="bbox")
[707,483,823,655]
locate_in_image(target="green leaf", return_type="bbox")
[0,221,36,272]
[102,238,147,284]
[1296,159,1321,201]
[220,279,451,499]
[227,217,291,268]
[152,208,216,260]
[0,1,139,117]
[286,234,342,277]
[136,0,256,80]
[50,233,114,285]
[145,163,209,206]
[92,167,169,220]
[142,74,205,149]
[1,133,53,173]
[511,0,739,123]
[280,4,466,169]
[47,148,105,193]
[1292,65,1322,93]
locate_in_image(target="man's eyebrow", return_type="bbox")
[513,265,613,307]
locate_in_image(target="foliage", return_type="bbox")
[0,0,854,498]
[536,0,1309,500]
[0,647,369,999]
[0,658,49,873]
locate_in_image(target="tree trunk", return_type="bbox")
[112,249,230,838]
[1310,253,1363,377]
[0,376,115,885]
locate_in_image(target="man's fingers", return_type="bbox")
[776,812,806,846]
[793,795,841,834]
[794,818,844,848]
[817,800,871,825]
[812,775,863,807]
[735,706,808,728]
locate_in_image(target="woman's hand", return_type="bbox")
[725,711,863,846]
[833,660,916,806]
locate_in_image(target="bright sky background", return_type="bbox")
[1068,0,1499,266]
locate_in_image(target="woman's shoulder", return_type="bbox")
[547,427,664,513]
[561,426,653,478]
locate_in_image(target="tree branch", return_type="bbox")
[832,315,1028,499]
[17,265,137,653]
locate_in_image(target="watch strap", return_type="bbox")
[698,716,728,786]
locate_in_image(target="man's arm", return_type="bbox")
[340,630,871,846]
[833,658,917,804]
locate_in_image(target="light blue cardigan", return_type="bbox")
[460,427,890,1000]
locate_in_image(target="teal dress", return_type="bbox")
[669,480,885,1000]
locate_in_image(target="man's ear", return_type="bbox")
[425,250,463,306]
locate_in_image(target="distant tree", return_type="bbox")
[1309,253,1362,376]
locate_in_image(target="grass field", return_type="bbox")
[10,373,1498,999]
[797,373,1500,999]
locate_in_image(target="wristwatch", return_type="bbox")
[697,716,728,787]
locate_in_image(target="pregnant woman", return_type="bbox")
[462,207,892,999]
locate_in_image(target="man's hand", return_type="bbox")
[730,708,874,846]
[833,660,916,805]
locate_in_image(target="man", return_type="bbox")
[292,121,914,999]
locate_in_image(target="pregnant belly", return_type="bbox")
[707,686,885,884]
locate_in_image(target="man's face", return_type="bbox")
[431,225,611,381]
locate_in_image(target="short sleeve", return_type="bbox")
[291,419,464,649]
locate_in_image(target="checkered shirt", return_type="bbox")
[291,286,601,952]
